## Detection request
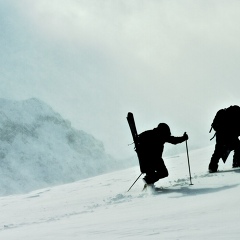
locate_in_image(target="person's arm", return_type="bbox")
[166,132,188,145]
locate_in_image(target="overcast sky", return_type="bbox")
[1,0,240,158]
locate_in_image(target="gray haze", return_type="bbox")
[1,0,240,158]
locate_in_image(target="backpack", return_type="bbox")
[210,105,240,133]
[211,108,227,132]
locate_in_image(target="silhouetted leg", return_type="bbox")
[233,141,240,168]
[209,143,222,172]
[154,159,168,181]
[143,158,168,184]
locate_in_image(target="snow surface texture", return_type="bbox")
[1,145,239,239]
[0,98,131,196]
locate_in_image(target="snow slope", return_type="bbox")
[0,98,128,196]
[1,145,240,239]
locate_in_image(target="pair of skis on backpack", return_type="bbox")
[127,112,168,192]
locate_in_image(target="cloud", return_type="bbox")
[1,0,240,158]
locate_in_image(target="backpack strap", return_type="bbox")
[209,126,213,133]
[210,132,216,141]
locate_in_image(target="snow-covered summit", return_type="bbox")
[0,98,56,123]
[0,98,119,196]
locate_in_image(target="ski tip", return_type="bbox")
[127,112,134,120]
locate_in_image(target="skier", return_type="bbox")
[208,105,240,173]
[137,123,188,190]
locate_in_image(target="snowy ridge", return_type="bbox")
[0,98,124,196]
[1,145,240,239]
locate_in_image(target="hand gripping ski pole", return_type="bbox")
[186,140,193,185]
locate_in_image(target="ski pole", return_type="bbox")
[185,140,193,185]
[127,173,143,192]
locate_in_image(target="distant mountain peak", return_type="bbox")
[0,98,117,196]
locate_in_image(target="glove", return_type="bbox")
[183,132,188,141]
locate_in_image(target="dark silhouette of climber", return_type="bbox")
[137,123,188,189]
[208,105,240,173]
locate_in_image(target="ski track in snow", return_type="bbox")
[1,168,238,231]
[1,145,240,239]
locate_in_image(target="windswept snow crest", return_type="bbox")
[0,98,127,195]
